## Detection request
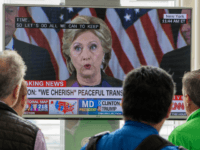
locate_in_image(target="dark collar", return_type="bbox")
[0,101,18,115]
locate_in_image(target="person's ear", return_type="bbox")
[13,85,20,100]
[185,94,192,107]
[166,103,173,118]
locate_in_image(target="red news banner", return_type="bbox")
[171,95,185,112]
[25,80,66,115]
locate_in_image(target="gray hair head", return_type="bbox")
[182,69,200,107]
[0,50,27,99]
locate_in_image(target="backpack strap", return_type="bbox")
[86,131,110,150]
[135,134,188,150]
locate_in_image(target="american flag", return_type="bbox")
[14,7,187,80]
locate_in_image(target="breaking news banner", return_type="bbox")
[15,17,100,29]
[49,100,78,115]
[24,99,49,115]
[26,80,122,99]
[27,87,122,99]
[79,99,122,115]
[171,95,186,116]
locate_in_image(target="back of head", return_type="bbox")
[0,50,27,99]
[182,69,200,107]
[122,66,175,124]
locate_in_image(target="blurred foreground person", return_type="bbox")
[0,50,47,150]
[81,66,187,150]
[169,70,200,150]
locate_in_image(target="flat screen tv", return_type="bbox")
[3,4,192,119]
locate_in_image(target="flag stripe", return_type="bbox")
[126,26,147,65]
[29,7,69,80]
[106,9,140,70]
[105,16,134,74]
[157,9,175,50]
[148,9,174,55]
[140,13,163,64]
[18,7,59,80]
[134,19,159,66]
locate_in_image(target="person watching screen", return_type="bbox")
[80,66,187,150]
[0,50,47,150]
[62,15,122,87]
[168,69,200,150]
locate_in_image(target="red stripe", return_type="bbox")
[105,66,114,77]
[126,26,147,65]
[157,9,175,49]
[89,8,97,17]
[105,17,134,74]
[140,13,163,64]
[18,7,59,80]
[18,7,32,43]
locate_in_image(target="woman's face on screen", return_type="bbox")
[70,31,104,78]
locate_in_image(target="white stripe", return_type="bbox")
[134,19,159,67]
[78,8,92,16]
[109,49,126,80]
[30,36,38,46]
[148,9,174,54]
[106,8,141,69]
[15,28,30,44]
[29,7,69,80]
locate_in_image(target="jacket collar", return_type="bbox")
[0,101,18,115]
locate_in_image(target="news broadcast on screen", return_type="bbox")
[4,4,192,119]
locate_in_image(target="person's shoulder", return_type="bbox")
[162,46,190,58]
[102,71,123,87]
[14,38,48,52]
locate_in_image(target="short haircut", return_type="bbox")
[182,69,200,107]
[62,15,112,74]
[0,50,27,99]
[122,66,175,124]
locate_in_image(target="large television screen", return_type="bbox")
[3,4,192,119]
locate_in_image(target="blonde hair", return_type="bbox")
[62,15,112,74]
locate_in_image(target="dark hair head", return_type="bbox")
[182,69,200,107]
[122,66,175,124]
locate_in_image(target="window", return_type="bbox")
[121,0,178,7]
[28,119,65,150]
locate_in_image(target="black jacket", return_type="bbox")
[160,45,190,95]
[0,102,39,150]
[13,38,56,80]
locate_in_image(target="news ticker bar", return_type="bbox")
[15,23,100,29]
[14,17,187,29]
